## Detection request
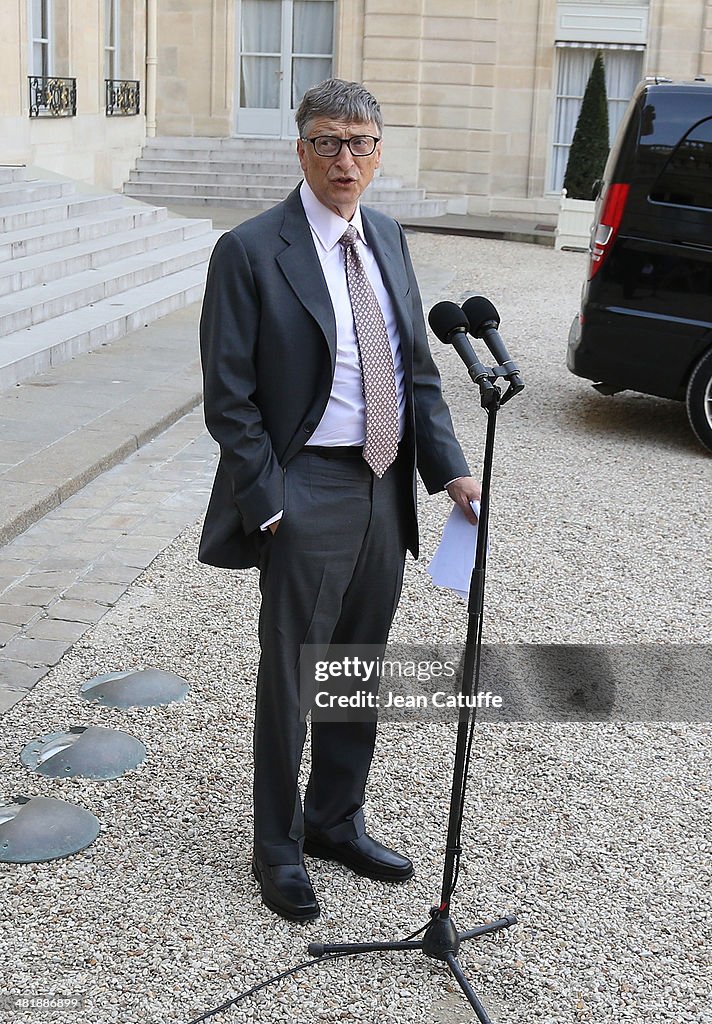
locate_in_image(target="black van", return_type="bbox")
[567,78,712,452]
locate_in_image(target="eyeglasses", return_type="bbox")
[303,135,381,158]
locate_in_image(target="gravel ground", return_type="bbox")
[0,233,710,1024]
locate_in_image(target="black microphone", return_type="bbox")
[461,296,524,391]
[427,301,493,387]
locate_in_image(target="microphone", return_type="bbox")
[461,296,524,392]
[427,301,493,387]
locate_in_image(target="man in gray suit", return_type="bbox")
[199,78,480,922]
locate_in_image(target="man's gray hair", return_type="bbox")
[295,78,383,137]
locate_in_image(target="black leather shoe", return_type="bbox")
[251,858,320,922]
[304,832,414,882]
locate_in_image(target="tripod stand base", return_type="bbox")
[308,912,517,1024]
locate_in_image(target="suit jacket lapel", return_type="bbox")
[276,187,337,369]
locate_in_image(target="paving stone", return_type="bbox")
[23,616,90,643]
[46,599,108,624]
[118,525,183,542]
[0,659,47,690]
[81,562,144,586]
[0,576,19,597]
[46,505,103,521]
[0,621,19,646]
[22,571,78,591]
[62,582,128,605]
[0,542,55,562]
[2,585,58,607]
[82,513,145,532]
[113,535,166,552]
[39,547,108,568]
[0,604,41,628]
[0,687,26,714]
[0,559,33,579]
[100,548,159,570]
[0,636,70,667]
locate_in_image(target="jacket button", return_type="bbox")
[303,421,315,434]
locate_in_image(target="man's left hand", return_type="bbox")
[446,476,482,525]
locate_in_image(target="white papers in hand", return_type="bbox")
[427,501,485,599]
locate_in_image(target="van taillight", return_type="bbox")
[588,183,630,279]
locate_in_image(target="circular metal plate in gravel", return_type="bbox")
[0,795,100,863]
[79,669,190,708]
[20,726,146,780]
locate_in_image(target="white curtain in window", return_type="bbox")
[550,48,644,193]
[293,1,332,54]
[105,0,118,80]
[240,0,282,108]
[31,0,51,77]
[292,1,333,106]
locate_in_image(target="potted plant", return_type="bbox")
[556,51,610,251]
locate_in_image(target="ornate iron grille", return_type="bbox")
[105,79,140,116]
[28,76,77,117]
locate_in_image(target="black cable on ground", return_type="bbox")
[185,950,354,1023]
[185,917,436,1024]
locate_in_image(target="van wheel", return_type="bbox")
[686,348,712,452]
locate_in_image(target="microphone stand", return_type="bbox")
[307,357,524,1022]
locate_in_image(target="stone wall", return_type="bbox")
[1,0,146,190]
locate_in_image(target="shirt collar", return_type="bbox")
[300,179,366,252]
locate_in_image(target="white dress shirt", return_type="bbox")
[300,179,406,445]
[260,181,408,530]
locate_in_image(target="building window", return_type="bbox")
[30,0,52,77]
[550,45,645,193]
[105,0,119,81]
[291,0,334,107]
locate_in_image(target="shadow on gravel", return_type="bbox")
[559,388,700,455]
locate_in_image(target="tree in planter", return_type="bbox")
[563,51,610,200]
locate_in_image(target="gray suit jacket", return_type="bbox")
[198,185,468,569]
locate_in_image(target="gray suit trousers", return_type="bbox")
[252,446,409,866]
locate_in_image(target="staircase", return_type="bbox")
[0,166,221,390]
[124,137,448,219]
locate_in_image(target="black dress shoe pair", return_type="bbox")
[251,858,320,922]
[304,831,414,882]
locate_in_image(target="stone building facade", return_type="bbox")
[2,0,148,188]
[2,0,712,212]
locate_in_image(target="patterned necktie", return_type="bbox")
[339,225,399,477]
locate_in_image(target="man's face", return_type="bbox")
[296,117,382,220]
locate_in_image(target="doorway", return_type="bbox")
[236,0,335,138]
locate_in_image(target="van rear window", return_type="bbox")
[650,117,712,210]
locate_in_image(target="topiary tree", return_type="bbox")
[563,51,610,200]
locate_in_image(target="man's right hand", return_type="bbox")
[268,521,280,535]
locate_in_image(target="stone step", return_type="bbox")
[0,192,126,233]
[141,146,300,164]
[144,135,296,152]
[0,217,212,297]
[0,165,28,185]
[125,181,298,201]
[129,136,446,219]
[120,191,448,219]
[129,164,404,190]
[124,194,276,211]
[0,234,217,336]
[129,168,302,188]
[0,259,215,390]
[0,204,169,262]
[124,180,429,203]
[0,179,76,207]
[135,156,301,175]
[366,199,448,218]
